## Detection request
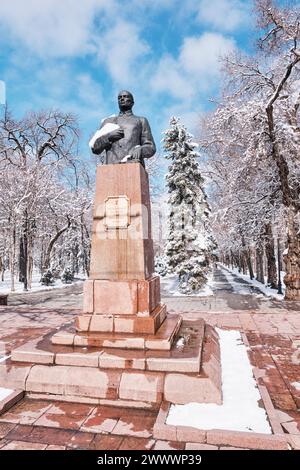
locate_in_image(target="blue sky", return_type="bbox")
[0,0,256,160]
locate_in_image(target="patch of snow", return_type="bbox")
[291,382,300,391]
[89,122,120,148]
[160,271,214,297]
[0,355,11,363]
[167,328,272,434]
[0,271,86,295]
[0,388,13,401]
[175,337,186,348]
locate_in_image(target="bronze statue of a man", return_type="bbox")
[91,90,156,167]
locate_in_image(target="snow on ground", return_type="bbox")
[0,355,11,363]
[160,271,214,297]
[167,328,272,434]
[0,272,86,294]
[291,382,300,391]
[0,388,14,401]
[220,264,285,300]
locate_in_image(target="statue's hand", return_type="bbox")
[129,145,142,161]
[108,128,124,143]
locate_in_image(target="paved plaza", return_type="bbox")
[0,267,299,450]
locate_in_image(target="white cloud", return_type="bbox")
[150,56,195,100]
[151,32,236,99]
[95,20,150,85]
[0,0,114,57]
[179,33,236,77]
[197,0,249,32]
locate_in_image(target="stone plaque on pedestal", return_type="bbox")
[104,196,130,230]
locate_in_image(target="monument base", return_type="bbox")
[4,320,222,408]
[52,314,181,350]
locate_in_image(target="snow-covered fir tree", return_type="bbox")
[163,117,216,294]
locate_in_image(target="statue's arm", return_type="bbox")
[140,118,156,159]
[91,121,112,155]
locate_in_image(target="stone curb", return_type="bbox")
[153,401,290,450]
[0,390,24,415]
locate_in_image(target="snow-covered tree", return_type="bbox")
[0,108,93,291]
[200,0,300,299]
[163,117,216,293]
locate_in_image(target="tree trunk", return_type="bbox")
[43,220,71,272]
[266,95,300,299]
[10,225,16,292]
[19,235,27,283]
[18,212,29,290]
[0,256,4,282]
[27,233,33,290]
[264,223,277,289]
[256,244,264,284]
[246,248,254,280]
[81,216,90,277]
[283,206,300,300]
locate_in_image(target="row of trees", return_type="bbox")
[0,109,92,291]
[200,0,300,300]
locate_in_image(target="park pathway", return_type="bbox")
[6,266,300,314]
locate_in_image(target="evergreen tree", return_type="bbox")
[163,117,215,293]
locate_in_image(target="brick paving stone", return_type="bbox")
[0,398,52,425]
[153,440,185,450]
[67,431,95,449]
[46,445,66,450]
[268,391,297,411]
[282,422,300,434]
[0,422,16,439]
[0,439,10,449]
[80,407,119,434]
[89,434,124,450]
[112,415,156,438]
[287,435,300,450]
[278,410,300,429]
[34,413,87,430]
[176,426,206,443]
[46,401,95,417]
[27,426,75,446]
[0,412,36,425]
[5,424,33,441]
[1,440,48,450]
[118,437,155,450]
[220,446,248,450]
[207,430,288,450]
[185,443,218,450]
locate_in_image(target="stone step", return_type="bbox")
[11,320,205,373]
[4,320,221,408]
[51,314,182,351]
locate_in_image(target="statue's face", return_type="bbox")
[118,91,134,111]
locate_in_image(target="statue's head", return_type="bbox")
[118,90,134,112]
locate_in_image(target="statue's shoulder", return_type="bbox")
[100,114,118,126]
[135,115,149,125]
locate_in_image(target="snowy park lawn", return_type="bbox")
[0,272,86,295]
[220,264,285,300]
[167,329,272,434]
[160,271,214,297]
